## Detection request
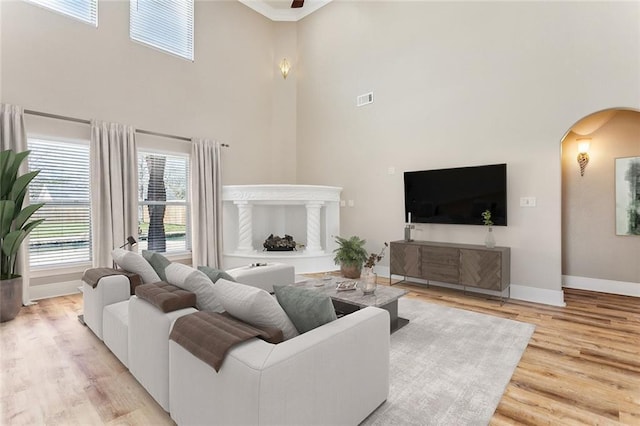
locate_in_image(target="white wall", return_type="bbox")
[1,0,293,185]
[295,1,640,305]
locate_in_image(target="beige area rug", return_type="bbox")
[362,297,535,426]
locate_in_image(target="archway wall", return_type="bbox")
[562,111,640,293]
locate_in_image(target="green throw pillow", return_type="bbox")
[273,285,337,334]
[198,266,236,284]
[142,250,171,281]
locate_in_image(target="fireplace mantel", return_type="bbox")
[222,185,342,273]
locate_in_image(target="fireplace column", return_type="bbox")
[305,202,324,253]
[235,201,255,253]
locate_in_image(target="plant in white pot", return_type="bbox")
[0,150,44,322]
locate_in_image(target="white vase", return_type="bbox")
[484,227,496,248]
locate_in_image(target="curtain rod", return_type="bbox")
[23,109,230,147]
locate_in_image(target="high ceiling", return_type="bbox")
[238,0,333,21]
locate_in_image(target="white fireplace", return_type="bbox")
[222,185,342,273]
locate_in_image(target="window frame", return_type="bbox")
[129,0,195,61]
[137,150,191,255]
[27,137,93,270]
[23,0,98,27]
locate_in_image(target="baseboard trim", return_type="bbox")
[29,280,82,301]
[509,284,566,307]
[562,275,639,297]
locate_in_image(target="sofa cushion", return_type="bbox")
[165,263,223,312]
[142,250,171,281]
[136,282,197,313]
[112,248,160,284]
[213,279,299,340]
[198,266,236,284]
[274,285,337,334]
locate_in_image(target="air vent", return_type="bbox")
[357,92,374,107]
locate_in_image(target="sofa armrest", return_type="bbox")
[258,307,390,425]
[82,274,131,340]
[225,263,294,293]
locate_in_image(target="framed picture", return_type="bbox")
[615,156,640,236]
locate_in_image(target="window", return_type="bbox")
[27,139,92,267]
[24,0,97,26]
[130,0,194,61]
[138,151,190,253]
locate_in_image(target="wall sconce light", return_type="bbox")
[577,138,590,177]
[279,58,291,79]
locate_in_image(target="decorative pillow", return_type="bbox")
[142,250,171,281]
[165,263,223,312]
[212,279,299,340]
[273,285,337,334]
[112,248,160,284]
[198,266,236,284]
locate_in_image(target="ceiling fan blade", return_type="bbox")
[291,0,304,8]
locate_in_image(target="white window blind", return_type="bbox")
[138,152,190,253]
[130,0,194,61]
[27,139,92,267]
[24,0,97,26]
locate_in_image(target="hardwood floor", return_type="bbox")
[1,283,638,425]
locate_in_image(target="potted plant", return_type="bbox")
[0,150,44,322]
[333,235,369,279]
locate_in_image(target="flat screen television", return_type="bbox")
[404,163,507,226]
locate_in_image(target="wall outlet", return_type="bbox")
[387,166,396,175]
[347,200,355,207]
[520,197,536,207]
[340,200,346,207]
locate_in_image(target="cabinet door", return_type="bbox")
[459,249,502,290]
[390,242,421,277]
[421,246,459,282]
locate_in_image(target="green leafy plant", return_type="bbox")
[333,235,369,268]
[481,209,493,227]
[0,150,45,280]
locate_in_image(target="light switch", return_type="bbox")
[520,197,536,207]
[340,200,346,207]
[387,166,396,175]
[348,200,355,207]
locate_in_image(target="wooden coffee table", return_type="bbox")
[294,277,409,333]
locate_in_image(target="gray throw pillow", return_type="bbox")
[142,250,171,281]
[198,266,236,284]
[273,285,337,334]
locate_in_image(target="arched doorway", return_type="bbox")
[560,108,640,296]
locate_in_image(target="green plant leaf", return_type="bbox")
[10,170,39,203]
[1,229,26,257]
[22,219,44,235]
[0,200,16,239]
[6,150,29,182]
[0,150,16,199]
[14,203,44,231]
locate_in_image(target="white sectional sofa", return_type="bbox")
[81,255,390,425]
[169,307,390,426]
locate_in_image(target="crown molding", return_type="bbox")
[238,0,333,22]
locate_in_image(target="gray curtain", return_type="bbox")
[0,104,31,304]
[90,120,138,267]
[190,138,223,268]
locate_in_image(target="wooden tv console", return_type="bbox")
[389,240,510,297]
